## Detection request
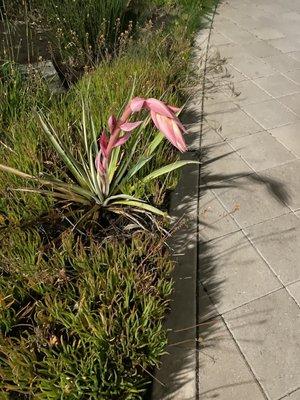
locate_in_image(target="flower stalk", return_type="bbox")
[95,97,188,195]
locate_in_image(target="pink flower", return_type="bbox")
[95,119,143,174]
[129,97,187,152]
[95,96,188,176]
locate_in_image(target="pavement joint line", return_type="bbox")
[236,209,297,230]
[207,139,298,217]
[199,228,242,243]
[243,81,300,119]
[224,60,300,119]
[230,220,286,291]
[203,69,300,141]
[199,208,298,245]
[257,163,300,218]
[228,141,298,177]
[199,206,300,305]
[277,386,300,400]
[286,277,300,286]
[267,129,300,160]
[243,226,294,289]
[221,286,285,317]
[199,177,295,310]
[286,283,300,310]
[211,177,292,227]
[221,315,270,400]
[278,90,300,97]
[285,288,300,310]
[210,187,295,289]
[281,70,300,85]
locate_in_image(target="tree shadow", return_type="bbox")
[152,45,291,400]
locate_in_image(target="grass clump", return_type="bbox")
[31,0,136,81]
[0,61,50,130]
[0,230,173,399]
[0,0,218,398]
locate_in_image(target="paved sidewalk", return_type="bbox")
[154,0,300,399]
[199,0,300,399]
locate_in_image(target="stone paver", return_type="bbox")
[154,1,300,398]
[241,99,298,130]
[245,214,300,285]
[230,80,272,105]
[287,281,300,307]
[263,54,300,73]
[229,131,296,172]
[253,73,300,97]
[205,101,264,139]
[279,92,300,116]
[270,122,300,158]
[224,289,300,400]
[196,1,300,398]
[263,160,300,211]
[201,231,282,314]
[213,174,290,228]
[282,389,300,400]
[199,190,240,241]
[202,141,252,179]
[244,40,282,58]
[198,318,266,400]
[229,53,276,78]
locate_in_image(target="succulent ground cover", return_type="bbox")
[0,0,217,398]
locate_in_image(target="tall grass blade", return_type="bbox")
[142,160,199,182]
[110,200,167,217]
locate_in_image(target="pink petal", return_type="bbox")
[168,105,181,113]
[171,119,187,152]
[130,97,145,113]
[108,115,117,133]
[155,114,187,153]
[155,114,176,142]
[95,151,100,170]
[99,131,109,157]
[174,117,188,134]
[150,110,160,131]
[145,98,175,119]
[95,153,106,175]
[113,133,131,147]
[119,120,143,132]
[98,162,106,175]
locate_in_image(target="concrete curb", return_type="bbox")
[152,22,215,400]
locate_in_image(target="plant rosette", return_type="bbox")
[0,96,198,227]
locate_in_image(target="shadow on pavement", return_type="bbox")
[152,87,290,400]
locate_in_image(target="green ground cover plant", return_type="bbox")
[0,0,218,398]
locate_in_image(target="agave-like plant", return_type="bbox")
[0,96,197,224]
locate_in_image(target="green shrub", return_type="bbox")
[0,0,218,398]
[0,229,173,399]
[0,61,50,130]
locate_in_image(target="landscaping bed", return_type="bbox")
[0,1,217,398]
